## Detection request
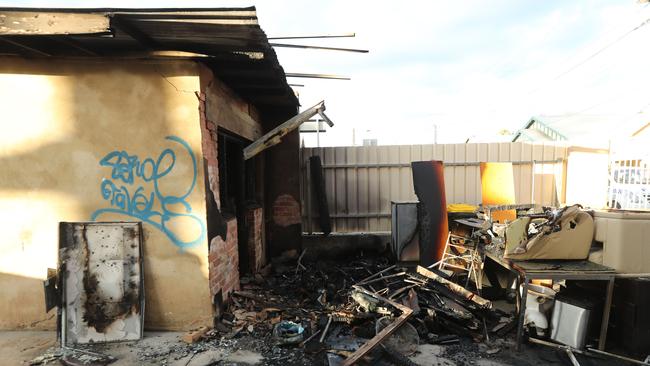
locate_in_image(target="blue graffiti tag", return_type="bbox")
[91,136,206,249]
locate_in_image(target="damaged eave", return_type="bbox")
[243,100,332,160]
[0,11,111,35]
[0,7,299,109]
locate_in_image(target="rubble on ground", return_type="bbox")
[27,250,629,365]
[206,253,519,365]
[29,346,116,366]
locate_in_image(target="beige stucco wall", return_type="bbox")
[0,57,212,330]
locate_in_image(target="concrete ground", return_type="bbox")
[0,331,264,366]
[1,331,57,366]
[0,331,632,366]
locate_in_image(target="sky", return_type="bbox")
[3,1,650,146]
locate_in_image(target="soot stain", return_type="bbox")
[81,226,141,333]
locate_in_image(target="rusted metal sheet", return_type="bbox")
[411,160,448,266]
[59,222,144,345]
[480,162,516,223]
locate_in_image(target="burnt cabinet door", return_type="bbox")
[60,222,144,345]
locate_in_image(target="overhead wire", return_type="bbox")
[545,1,650,84]
[525,93,650,137]
[519,4,650,125]
[457,3,650,135]
[549,18,650,82]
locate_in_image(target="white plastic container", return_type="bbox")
[593,210,650,273]
[523,284,557,336]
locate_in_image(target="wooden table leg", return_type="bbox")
[516,275,529,351]
[598,277,615,351]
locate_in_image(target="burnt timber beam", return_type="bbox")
[341,286,414,366]
[113,12,258,21]
[243,100,328,160]
[416,266,492,309]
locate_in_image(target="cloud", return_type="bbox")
[3,0,649,145]
[271,0,650,145]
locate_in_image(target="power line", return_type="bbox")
[523,10,650,102]
[537,95,628,126]
[270,43,368,53]
[530,90,650,132]
[487,5,650,88]
[550,17,650,82]
[268,33,355,40]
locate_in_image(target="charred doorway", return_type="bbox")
[217,130,260,275]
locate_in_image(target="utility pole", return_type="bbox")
[433,124,438,144]
[316,118,321,148]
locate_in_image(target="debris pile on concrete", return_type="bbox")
[211,253,515,365]
[26,252,631,366]
[29,347,116,366]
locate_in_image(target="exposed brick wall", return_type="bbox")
[208,218,240,303]
[245,206,264,273]
[200,90,238,317]
[265,123,303,256]
[198,92,220,208]
[272,194,302,227]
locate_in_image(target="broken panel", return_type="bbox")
[411,161,449,266]
[59,222,144,345]
[390,201,420,262]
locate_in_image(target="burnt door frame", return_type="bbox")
[217,129,259,275]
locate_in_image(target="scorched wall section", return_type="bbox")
[199,66,264,309]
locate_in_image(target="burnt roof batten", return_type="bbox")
[49,36,100,56]
[110,16,160,51]
[0,37,51,56]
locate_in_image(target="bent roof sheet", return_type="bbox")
[514,114,645,143]
[0,7,298,108]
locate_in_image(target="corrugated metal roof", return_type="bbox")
[513,114,646,145]
[0,7,298,108]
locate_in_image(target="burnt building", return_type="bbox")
[0,7,303,331]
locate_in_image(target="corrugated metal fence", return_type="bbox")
[300,142,568,233]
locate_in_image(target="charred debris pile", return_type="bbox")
[212,251,514,366]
